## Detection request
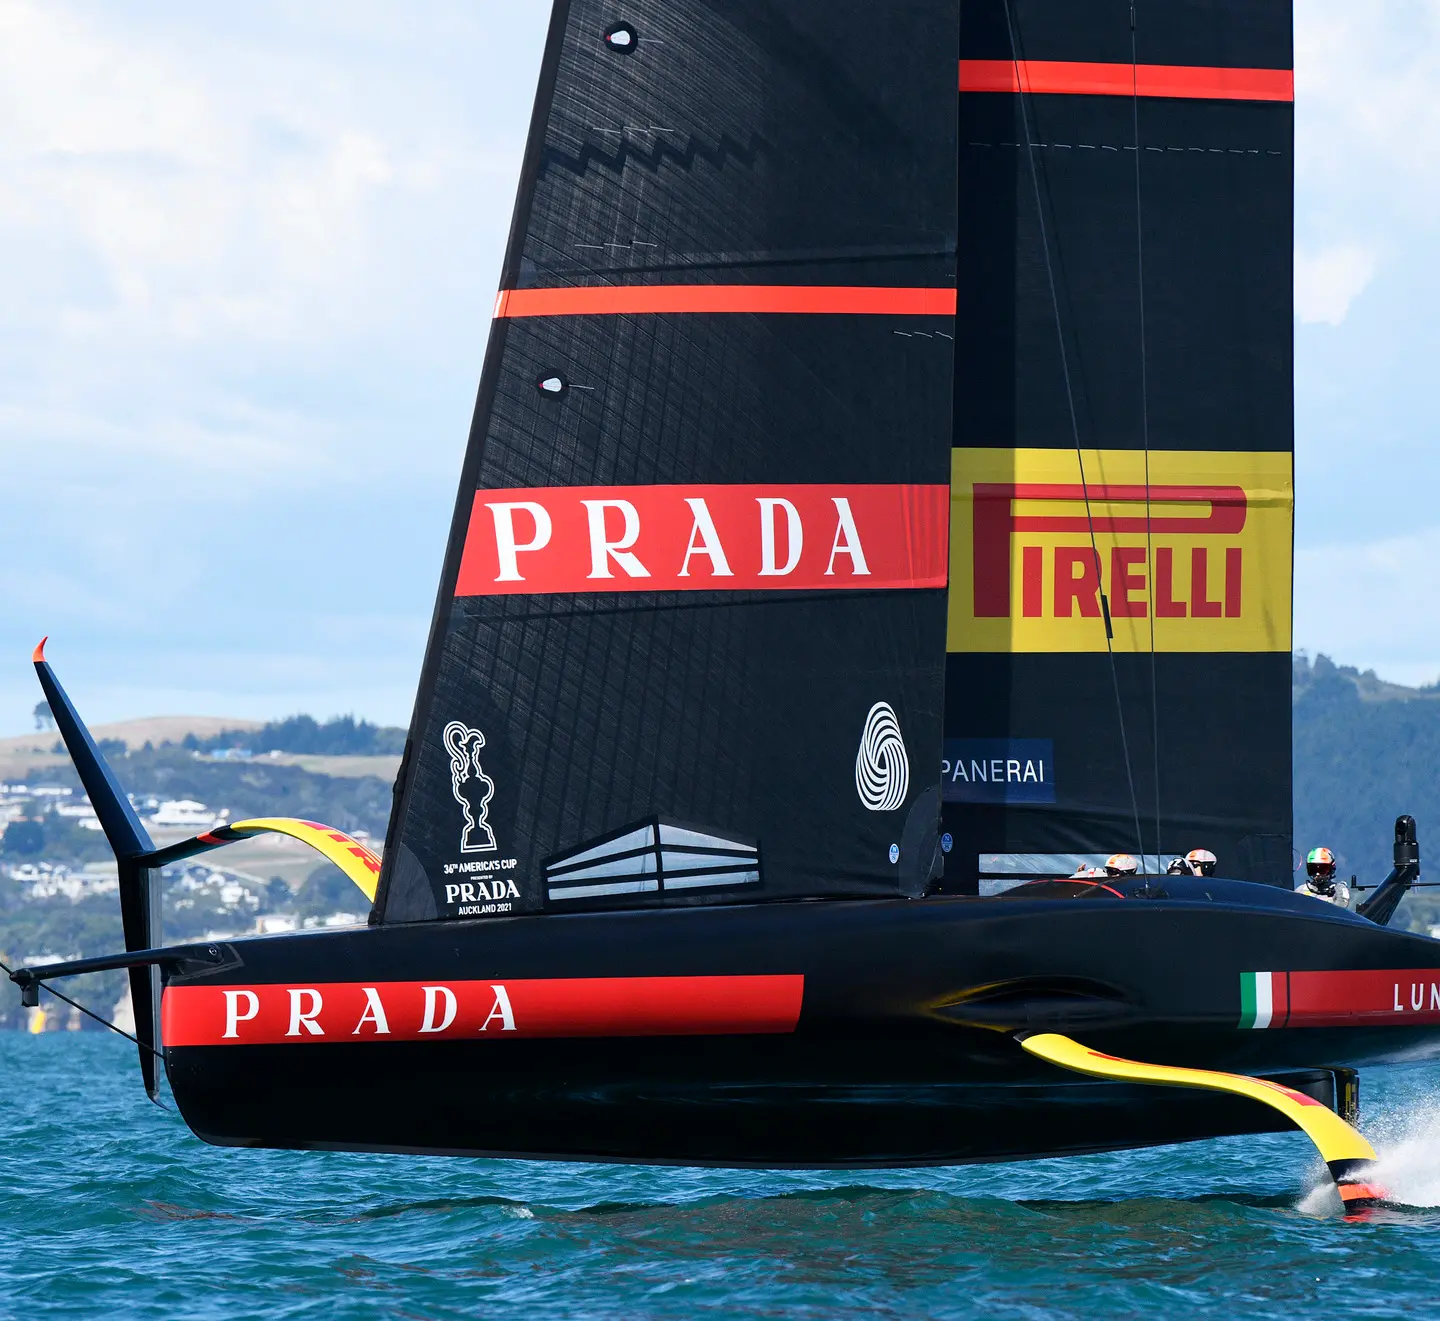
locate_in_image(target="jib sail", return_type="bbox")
[376,0,959,921]
[942,0,1294,890]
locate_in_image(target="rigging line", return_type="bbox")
[1131,3,1161,875]
[0,955,166,1065]
[1002,0,1146,863]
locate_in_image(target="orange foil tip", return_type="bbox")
[32,636,47,663]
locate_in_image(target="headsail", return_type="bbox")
[377,0,959,921]
[943,0,1294,890]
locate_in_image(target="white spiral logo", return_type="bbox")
[855,701,909,812]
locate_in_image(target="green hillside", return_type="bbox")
[1294,655,1440,907]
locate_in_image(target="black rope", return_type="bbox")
[1003,0,1146,862]
[0,956,165,1063]
[1131,2,1162,874]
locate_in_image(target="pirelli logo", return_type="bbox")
[948,449,1292,653]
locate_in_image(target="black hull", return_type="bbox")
[164,888,1440,1166]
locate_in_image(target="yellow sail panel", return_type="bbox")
[948,449,1292,653]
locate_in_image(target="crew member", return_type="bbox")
[1104,853,1139,878]
[1185,848,1218,877]
[1297,846,1351,907]
[1165,857,1193,876]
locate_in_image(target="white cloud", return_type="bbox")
[1294,243,1377,325]
[0,0,552,732]
[1296,526,1440,684]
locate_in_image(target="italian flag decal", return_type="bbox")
[1239,968,1440,1028]
[1238,971,1289,1029]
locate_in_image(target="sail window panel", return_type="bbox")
[547,852,660,884]
[660,824,757,851]
[547,824,656,870]
[549,878,662,901]
[660,853,758,875]
[665,871,762,890]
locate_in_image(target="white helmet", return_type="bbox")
[1186,848,1217,877]
[1104,853,1139,877]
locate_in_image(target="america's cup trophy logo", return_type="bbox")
[443,720,496,852]
[855,701,909,812]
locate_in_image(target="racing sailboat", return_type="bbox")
[15,0,1440,1207]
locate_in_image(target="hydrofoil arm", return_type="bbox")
[1019,1032,1387,1211]
[143,819,381,903]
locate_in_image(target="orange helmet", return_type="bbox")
[1104,853,1138,877]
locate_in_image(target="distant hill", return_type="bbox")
[15,743,394,845]
[184,714,406,757]
[8,676,1439,913]
[0,716,262,778]
[1293,654,1440,888]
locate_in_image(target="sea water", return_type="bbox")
[4,1033,1440,1319]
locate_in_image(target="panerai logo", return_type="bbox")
[942,739,1055,804]
[443,720,496,853]
[855,702,909,812]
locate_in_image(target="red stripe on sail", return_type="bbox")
[455,483,950,597]
[162,974,805,1046]
[959,59,1294,102]
[493,285,957,318]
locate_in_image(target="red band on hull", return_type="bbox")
[163,974,805,1046]
[1289,969,1440,1028]
[493,285,956,319]
[959,59,1294,102]
[455,483,950,597]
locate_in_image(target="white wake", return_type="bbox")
[1299,1090,1440,1214]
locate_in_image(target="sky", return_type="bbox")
[0,0,1436,735]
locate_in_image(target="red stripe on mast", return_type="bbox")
[959,59,1294,102]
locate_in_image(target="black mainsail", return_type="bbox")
[943,0,1294,889]
[377,0,960,920]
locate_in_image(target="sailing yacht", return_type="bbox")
[13,0,1440,1207]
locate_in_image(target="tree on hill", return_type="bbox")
[183,714,405,757]
[1,818,44,856]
